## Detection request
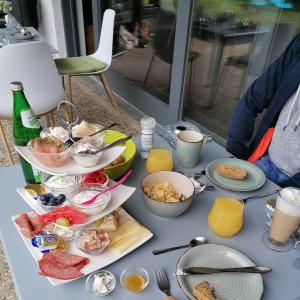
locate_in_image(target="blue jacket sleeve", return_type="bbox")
[226,34,300,159]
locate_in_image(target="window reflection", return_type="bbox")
[184,0,300,140]
[110,0,177,103]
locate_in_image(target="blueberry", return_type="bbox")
[57,194,66,203]
[48,199,56,206]
[39,195,49,203]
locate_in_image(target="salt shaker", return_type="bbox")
[140,116,156,159]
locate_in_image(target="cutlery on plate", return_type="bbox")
[175,266,272,275]
[155,266,171,296]
[82,169,133,205]
[63,122,119,149]
[153,237,208,255]
[242,190,279,204]
[77,135,131,155]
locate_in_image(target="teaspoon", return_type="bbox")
[152,236,208,255]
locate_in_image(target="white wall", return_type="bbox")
[37,0,67,57]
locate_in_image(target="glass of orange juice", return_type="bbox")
[146,148,173,173]
[208,196,244,237]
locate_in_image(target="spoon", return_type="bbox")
[82,170,133,205]
[152,236,208,255]
[76,135,131,156]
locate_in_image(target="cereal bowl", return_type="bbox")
[141,171,195,218]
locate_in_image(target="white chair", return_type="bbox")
[55,9,125,125]
[0,41,64,165]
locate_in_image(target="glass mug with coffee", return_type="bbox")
[263,187,300,252]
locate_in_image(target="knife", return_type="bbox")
[175,266,272,275]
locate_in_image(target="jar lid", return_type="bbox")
[140,116,156,129]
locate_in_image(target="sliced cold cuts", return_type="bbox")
[14,212,44,238]
[38,252,89,280]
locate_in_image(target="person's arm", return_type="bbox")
[280,173,300,188]
[226,34,300,159]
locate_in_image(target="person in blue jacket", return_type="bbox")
[227,34,300,188]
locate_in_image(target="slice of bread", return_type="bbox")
[217,164,247,180]
[192,281,220,300]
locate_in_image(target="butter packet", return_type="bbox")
[31,232,60,251]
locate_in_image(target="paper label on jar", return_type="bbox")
[141,133,153,151]
[20,109,40,129]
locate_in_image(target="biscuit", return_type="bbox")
[192,281,220,300]
[217,164,247,180]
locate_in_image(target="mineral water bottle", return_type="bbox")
[12,81,42,183]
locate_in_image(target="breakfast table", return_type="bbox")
[0,27,58,54]
[0,135,299,299]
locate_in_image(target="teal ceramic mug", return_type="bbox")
[176,130,207,168]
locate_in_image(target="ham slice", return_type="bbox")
[38,252,89,280]
[15,212,44,238]
[15,213,34,238]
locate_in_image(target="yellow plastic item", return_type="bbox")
[104,130,137,180]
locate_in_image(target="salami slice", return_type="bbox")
[73,258,89,271]
[49,253,89,267]
[38,253,89,280]
[39,260,83,280]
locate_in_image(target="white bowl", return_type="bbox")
[68,184,111,216]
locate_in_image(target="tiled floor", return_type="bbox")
[0,77,141,299]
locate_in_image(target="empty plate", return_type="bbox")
[176,244,264,300]
[205,158,266,192]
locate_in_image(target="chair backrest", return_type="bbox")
[91,9,115,66]
[153,10,176,64]
[0,41,64,118]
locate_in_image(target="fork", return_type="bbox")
[155,266,171,296]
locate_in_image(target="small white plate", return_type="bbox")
[16,182,135,226]
[15,145,125,176]
[176,244,264,300]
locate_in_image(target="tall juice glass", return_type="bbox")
[208,196,244,237]
[146,149,173,173]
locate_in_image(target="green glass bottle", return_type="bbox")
[11,81,42,184]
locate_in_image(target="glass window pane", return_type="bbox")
[183,0,300,140]
[108,0,178,104]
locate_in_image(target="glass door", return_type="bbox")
[91,0,193,124]
[183,0,300,142]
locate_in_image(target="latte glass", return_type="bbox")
[263,187,300,252]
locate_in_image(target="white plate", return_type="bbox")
[15,145,125,176]
[176,244,263,300]
[16,184,136,226]
[12,208,153,286]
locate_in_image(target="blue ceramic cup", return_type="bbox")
[176,130,206,168]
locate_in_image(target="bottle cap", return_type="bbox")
[140,116,156,130]
[10,81,23,91]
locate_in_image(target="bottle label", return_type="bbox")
[32,167,41,183]
[20,109,40,129]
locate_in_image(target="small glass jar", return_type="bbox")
[140,117,156,159]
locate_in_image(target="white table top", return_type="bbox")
[0,135,299,299]
[0,27,58,54]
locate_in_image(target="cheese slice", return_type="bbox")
[108,219,150,253]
